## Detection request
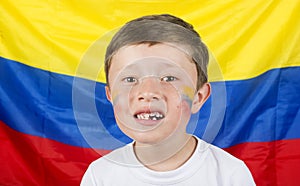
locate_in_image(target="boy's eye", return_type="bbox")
[161,76,177,82]
[123,77,137,83]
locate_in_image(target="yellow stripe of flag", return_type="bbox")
[1,0,300,83]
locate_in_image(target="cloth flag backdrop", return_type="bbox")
[1,0,300,185]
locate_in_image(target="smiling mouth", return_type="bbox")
[134,111,165,121]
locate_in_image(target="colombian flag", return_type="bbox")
[1,1,300,185]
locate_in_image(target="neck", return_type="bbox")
[133,134,197,171]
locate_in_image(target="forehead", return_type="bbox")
[109,43,197,78]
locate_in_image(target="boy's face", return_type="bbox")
[106,43,210,145]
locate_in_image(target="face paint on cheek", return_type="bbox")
[180,94,193,108]
[180,86,195,108]
[111,90,131,111]
[111,92,123,116]
[111,90,120,104]
[111,85,131,104]
[111,89,134,128]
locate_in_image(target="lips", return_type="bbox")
[134,111,164,121]
[134,106,165,122]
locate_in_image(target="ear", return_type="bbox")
[105,86,113,103]
[191,83,211,113]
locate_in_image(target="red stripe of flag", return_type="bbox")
[225,139,300,186]
[2,119,300,185]
[0,121,109,185]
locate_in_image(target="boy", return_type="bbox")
[81,14,255,185]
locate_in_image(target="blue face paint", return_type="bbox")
[180,85,195,108]
[181,94,193,108]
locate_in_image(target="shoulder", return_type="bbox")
[196,138,244,167]
[89,143,135,171]
[195,138,255,185]
[81,144,135,186]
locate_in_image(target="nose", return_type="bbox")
[137,77,162,102]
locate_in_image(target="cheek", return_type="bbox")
[111,90,119,103]
[181,99,192,115]
[181,94,193,108]
[177,94,193,120]
[167,89,193,112]
[170,95,192,117]
[112,93,131,119]
[182,86,195,101]
[114,102,122,113]
[111,89,131,108]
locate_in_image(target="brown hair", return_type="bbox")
[105,14,209,89]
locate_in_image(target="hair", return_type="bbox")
[104,14,209,89]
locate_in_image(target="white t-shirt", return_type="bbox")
[81,137,255,186]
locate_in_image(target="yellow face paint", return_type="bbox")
[182,86,195,100]
[111,90,119,104]
[180,86,195,108]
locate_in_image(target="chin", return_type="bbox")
[116,118,189,145]
[128,131,170,145]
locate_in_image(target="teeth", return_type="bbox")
[136,112,164,120]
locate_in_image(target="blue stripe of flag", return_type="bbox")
[0,57,299,149]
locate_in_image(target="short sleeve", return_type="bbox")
[80,165,99,186]
[230,162,256,186]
